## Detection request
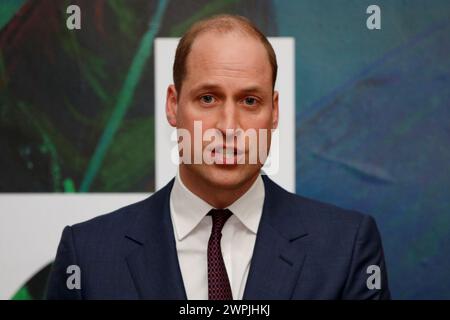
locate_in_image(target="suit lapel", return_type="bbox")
[243,176,309,300]
[124,179,187,299]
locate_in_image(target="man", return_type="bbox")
[46,14,390,299]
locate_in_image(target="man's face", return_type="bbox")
[166,31,278,190]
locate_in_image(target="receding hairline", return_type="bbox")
[173,14,278,94]
[187,14,264,37]
[186,29,272,74]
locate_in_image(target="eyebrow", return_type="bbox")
[189,83,266,95]
[190,83,222,93]
[239,86,265,94]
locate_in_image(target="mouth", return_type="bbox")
[211,146,244,165]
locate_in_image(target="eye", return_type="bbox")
[200,95,215,104]
[243,96,258,106]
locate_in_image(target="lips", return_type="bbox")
[217,146,242,155]
[211,146,244,164]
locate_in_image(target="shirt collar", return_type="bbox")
[170,170,265,241]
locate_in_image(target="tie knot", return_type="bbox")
[208,209,232,234]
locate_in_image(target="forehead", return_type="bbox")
[184,31,272,89]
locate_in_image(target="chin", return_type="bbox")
[202,164,261,190]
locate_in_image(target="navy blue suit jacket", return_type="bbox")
[46,176,390,299]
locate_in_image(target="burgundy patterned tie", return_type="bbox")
[207,209,233,300]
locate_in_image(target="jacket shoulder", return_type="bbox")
[294,193,366,226]
[68,179,173,249]
[264,176,370,233]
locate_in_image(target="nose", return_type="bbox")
[216,98,240,135]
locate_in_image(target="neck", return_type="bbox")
[178,165,259,208]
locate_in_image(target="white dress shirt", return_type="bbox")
[169,171,265,300]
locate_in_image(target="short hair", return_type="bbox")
[173,14,278,94]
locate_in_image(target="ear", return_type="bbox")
[166,84,178,127]
[272,90,279,129]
